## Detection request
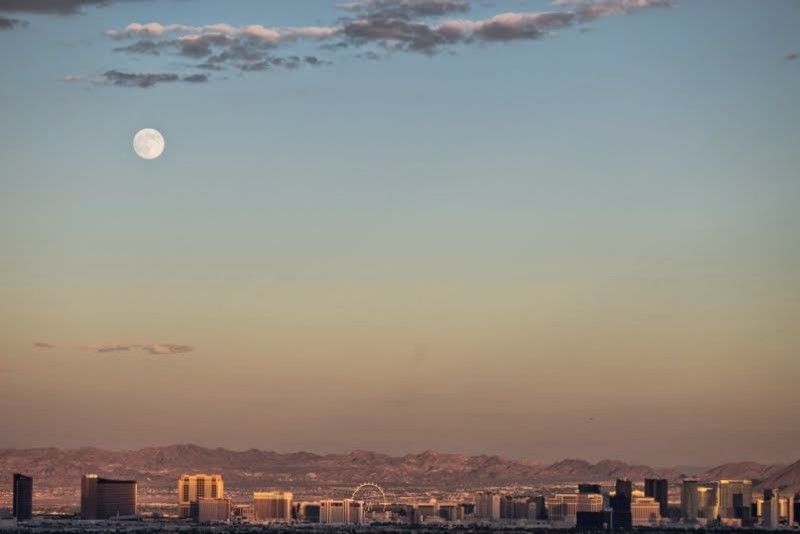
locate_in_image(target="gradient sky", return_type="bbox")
[0,0,798,466]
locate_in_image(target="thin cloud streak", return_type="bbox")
[0,14,25,29]
[86,343,194,354]
[31,341,194,354]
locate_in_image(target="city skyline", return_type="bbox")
[1,0,799,467]
[4,467,799,528]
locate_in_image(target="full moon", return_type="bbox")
[133,128,165,160]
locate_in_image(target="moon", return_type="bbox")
[133,128,165,160]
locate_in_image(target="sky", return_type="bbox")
[0,0,798,467]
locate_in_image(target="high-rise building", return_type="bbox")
[577,492,603,513]
[178,474,224,519]
[437,502,461,521]
[415,499,439,522]
[615,480,633,499]
[793,494,799,527]
[253,491,292,522]
[611,479,633,529]
[697,484,718,522]
[632,497,661,526]
[197,498,231,523]
[295,501,321,523]
[319,499,363,524]
[545,494,579,526]
[579,484,602,494]
[644,478,669,518]
[81,475,137,519]
[513,498,532,520]
[498,497,534,520]
[499,495,514,519]
[681,479,699,523]
[718,480,752,520]
[12,474,33,521]
[530,495,547,520]
[475,491,501,520]
[764,489,780,530]
[575,484,606,528]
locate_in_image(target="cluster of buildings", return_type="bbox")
[5,472,800,530]
[531,479,797,530]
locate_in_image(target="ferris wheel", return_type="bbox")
[352,482,387,511]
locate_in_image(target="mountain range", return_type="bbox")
[1,445,798,496]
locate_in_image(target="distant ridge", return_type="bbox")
[0,445,796,495]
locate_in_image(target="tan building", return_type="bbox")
[546,494,578,525]
[178,474,224,519]
[253,491,292,522]
[438,502,462,521]
[232,503,254,523]
[197,497,231,523]
[681,479,699,523]
[697,485,718,522]
[718,480,752,520]
[319,499,364,524]
[475,491,501,520]
[632,497,661,526]
[415,499,439,522]
[577,493,603,513]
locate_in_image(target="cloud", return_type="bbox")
[0,0,132,15]
[105,21,338,44]
[437,11,576,42]
[552,0,674,21]
[786,52,799,61]
[102,69,179,87]
[182,73,208,83]
[85,343,194,354]
[63,73,83,81]
[0,14,25,29]
[103,69,212,88]
[141,343,193,354]
[35,341,194,354]
[100,0,674,81]
[113,39,165,55]
[338,0,470,19]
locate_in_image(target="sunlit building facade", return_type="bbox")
[718,480,752,520]
[253,491,293,522]
[697,484,719,522]
[319,499,363,524]
[475,491,501,520]
[178,474,224,519]
[295,501,321,523]
[681,479,699,523]
[632,497,661,526]
[546,494,578,525]
[197,497,231,523]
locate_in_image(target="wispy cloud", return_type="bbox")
[105,22,338,44]
[96,0,674,86]
[86,342,194,354]
[101,69,211,88]
[0,0,137,15]
[786,52,799,62]
[0,14,25,29]
[553,0,673,21]
[338,0,470,19]
[32,341,194,354]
